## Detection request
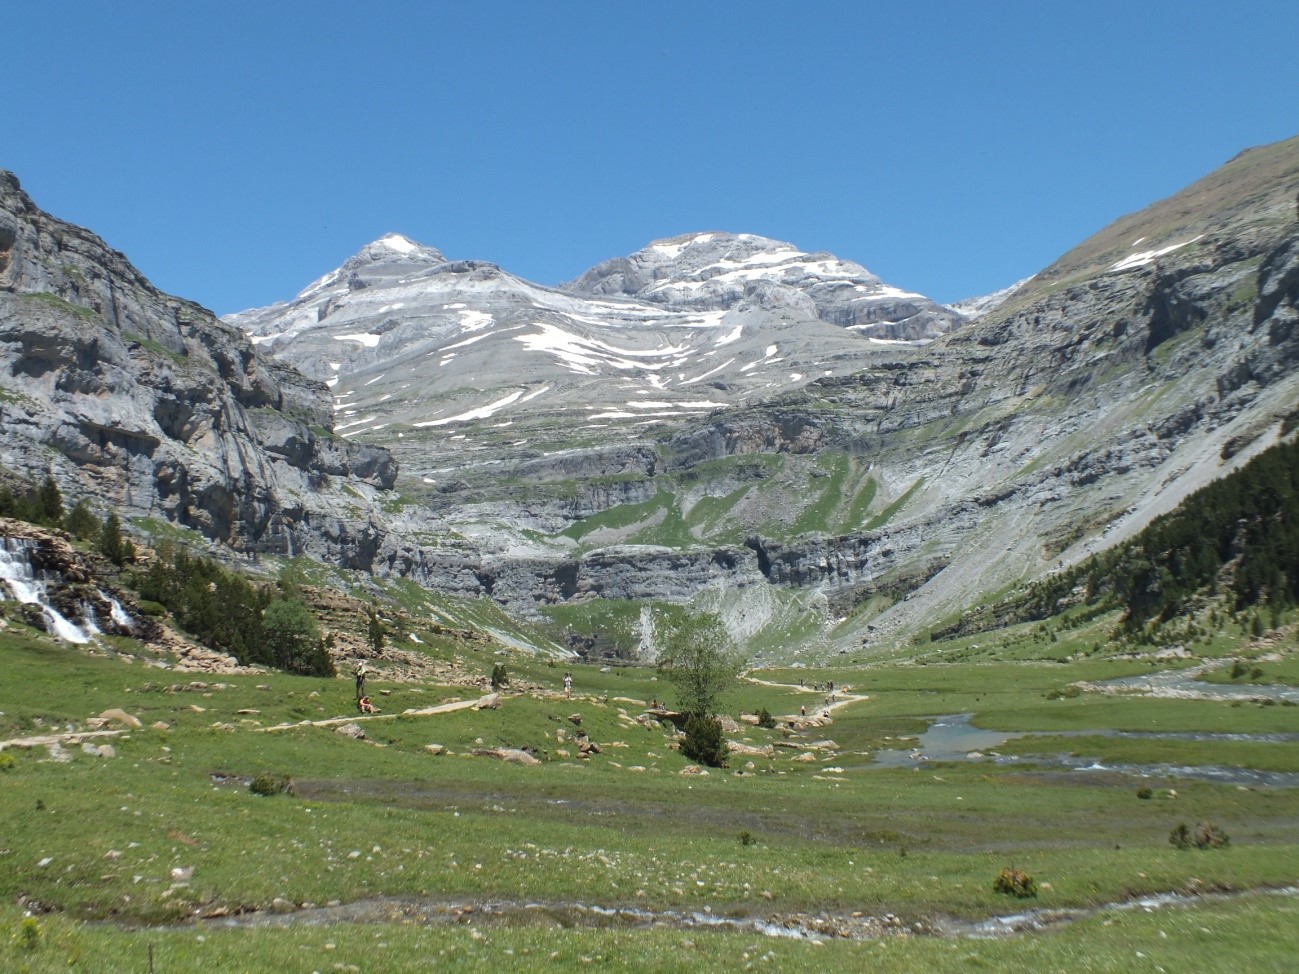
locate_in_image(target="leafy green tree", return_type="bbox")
[263,598,334,676]
[62,499,100,541]
[681,714,728,768]
[98,512,127,565]
[490,662,509,690]
[277,560,310,600]
[37,475,63,525]
[656,611,743,718]
[366,602,386,655]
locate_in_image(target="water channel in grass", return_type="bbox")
[870,713,1299,786]
[177,886,1299,941]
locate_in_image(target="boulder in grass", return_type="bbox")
[98,708,142,728]
[471,747,540,766]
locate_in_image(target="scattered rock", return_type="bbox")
[471,747,540,766]
[791,752,817,763]
[474,692,501,710]
[679,765,708,775]
[151,721,171,731]
[568,713,583,726]
[424,744,446,756]
[727,741,774,759]
[98,708,142,728]
[335,723,366,740]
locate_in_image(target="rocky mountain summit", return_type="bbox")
[224,229,957,486]
[564,231,962,340]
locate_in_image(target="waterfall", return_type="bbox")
[0,537,92,643]
[106,592,133,628]
[80,592,133,638]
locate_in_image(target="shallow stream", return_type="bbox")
[870,713,1299,786]
[181,886,1299,941]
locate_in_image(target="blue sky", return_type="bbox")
[7,1,1298,314]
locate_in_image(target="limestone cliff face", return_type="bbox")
[0,172,396,563]
[5,137,1299,655]
[375,139,1299,646]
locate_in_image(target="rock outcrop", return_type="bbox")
[0,171,396,565]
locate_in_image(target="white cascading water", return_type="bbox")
[83,589,134,636]
[0,537,92,643]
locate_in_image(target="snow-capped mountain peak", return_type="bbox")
[224,229,963,451]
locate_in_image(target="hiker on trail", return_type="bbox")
[355,661,369,701]
[563,673,573,697]
[800,705,806,717]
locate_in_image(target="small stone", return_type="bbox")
[424,744,445,755]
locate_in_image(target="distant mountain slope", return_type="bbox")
[999,135,1299,316]
[6,135,1299,662]
[217,136,1299,660]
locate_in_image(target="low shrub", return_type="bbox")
[993,867,1038,898]
[249,773,294,797]
[1045,685,1082,700]
[681,715,728,768]
[755,707,776,729]
[1170,821,1230,849]
[0,752,16,772]
[1136,786,1154,799]
[1195,821,1230,848]
[491,662,509,690]
[16,916,42,951]
[738,830,757,847]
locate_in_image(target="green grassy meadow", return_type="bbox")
[1,609,1297,972]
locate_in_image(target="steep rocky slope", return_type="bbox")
[0,172,396,566]
[6,136,1299,663]
[302,137,1299,657]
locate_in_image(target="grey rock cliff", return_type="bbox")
[0,171,396,563]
